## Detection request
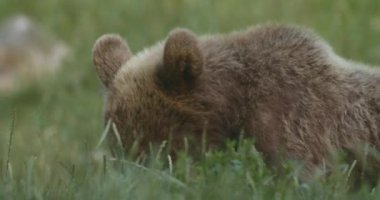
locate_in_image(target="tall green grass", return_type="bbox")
[1,0,380,199]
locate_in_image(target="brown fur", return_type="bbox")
[92,24,380,177]
[93,34,132,88]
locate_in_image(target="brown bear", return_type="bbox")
[92,24,380,178]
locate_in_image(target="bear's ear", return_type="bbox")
[92,34,132,88]
[157,28,203,91]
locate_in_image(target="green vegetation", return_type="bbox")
[1,0,380,199]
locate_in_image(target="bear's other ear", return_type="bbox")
[157,28,203,91]
[92,34,132,88]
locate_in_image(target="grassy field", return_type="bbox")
[1,0,380,199]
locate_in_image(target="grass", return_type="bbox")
[1,0,380,199]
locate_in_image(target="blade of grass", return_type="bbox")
[6,111,16,178]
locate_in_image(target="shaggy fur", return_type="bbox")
[92,24,380,177]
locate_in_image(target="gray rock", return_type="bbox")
[0,15,70,92]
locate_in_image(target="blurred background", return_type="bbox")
[0,0,380,194]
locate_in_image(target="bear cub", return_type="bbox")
[93,24,380,178]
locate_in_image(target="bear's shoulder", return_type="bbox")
[239,24,326,51]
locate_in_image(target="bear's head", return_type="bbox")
[93,29,213,158]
